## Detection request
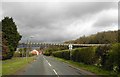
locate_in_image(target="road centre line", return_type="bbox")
[43,56,52,66]
[43,56,59,76]
[46,60,49,63]
[53,69,59,76]
[48,62,52,66]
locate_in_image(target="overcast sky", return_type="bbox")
[1,1,118,43]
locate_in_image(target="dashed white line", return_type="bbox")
[43,55,59,77]
[53,69,58,75]
[48,62,52,66]
[46,60,49,63]
[43,56,52,67]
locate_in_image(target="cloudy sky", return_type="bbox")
[1,1,118,43]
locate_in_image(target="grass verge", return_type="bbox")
[53,56,120,77]
[2,56,36,75]
[0,60,2,76]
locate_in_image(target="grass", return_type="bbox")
[0,60,2,77]
[53,56,120,77]
[2,56,36,75]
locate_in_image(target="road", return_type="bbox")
[16,55,94,76]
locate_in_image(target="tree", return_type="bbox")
[64,30,119,44]
[2,32,10,59]
[2,17,22,59]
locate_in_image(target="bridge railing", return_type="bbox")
[18,43,110,48]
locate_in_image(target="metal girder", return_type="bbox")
[18,43,110,48]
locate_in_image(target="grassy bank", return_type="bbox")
[2,56,36,75]
[0,60,2,76]
[53,57,120,77]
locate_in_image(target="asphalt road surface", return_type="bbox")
[16,55,94,76]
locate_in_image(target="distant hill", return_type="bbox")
[64,30,119,44]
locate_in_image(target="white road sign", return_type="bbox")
[69,44,73,50]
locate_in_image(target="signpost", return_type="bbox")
[69,44,73,60]
[69,44,73,50]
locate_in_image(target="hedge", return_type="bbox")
[105,43,120,72]
[48,43,120,72]
[95,45,111,68]
[71,47,97,65]
[52,47,98,65]
[52,50,70,60]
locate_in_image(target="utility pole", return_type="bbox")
[30,36,34,52]
[22,43,24,58]
[26,40,28,61]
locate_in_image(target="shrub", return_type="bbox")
[43,51,51,56]
[52,50,70,60]
[95,45,111,68]
[52,51,63,58]
[13,52,20,57]
[29,53,36,57]
[53,47,97,65]
[62,50,70,60]
[72,47,97,65]
[105,43,120,72]
[13,48,27,57]
[71,49,79,61]
[52,43,120,72]
[43,49,52,56]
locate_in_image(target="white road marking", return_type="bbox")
[43,56,52,66]
[46,60,49,63]
[53,69,58,75]
[48,62,52,66]
[43,55,59,77]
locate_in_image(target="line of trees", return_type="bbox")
[65,30,119,44]
[1,17,22,60]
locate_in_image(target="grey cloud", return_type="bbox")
[93,10,117,27]
[118,1,120,29]
[2,2,117,27]
[61,2,117,18]
[94,18,117,27]
[2,2,118,42]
